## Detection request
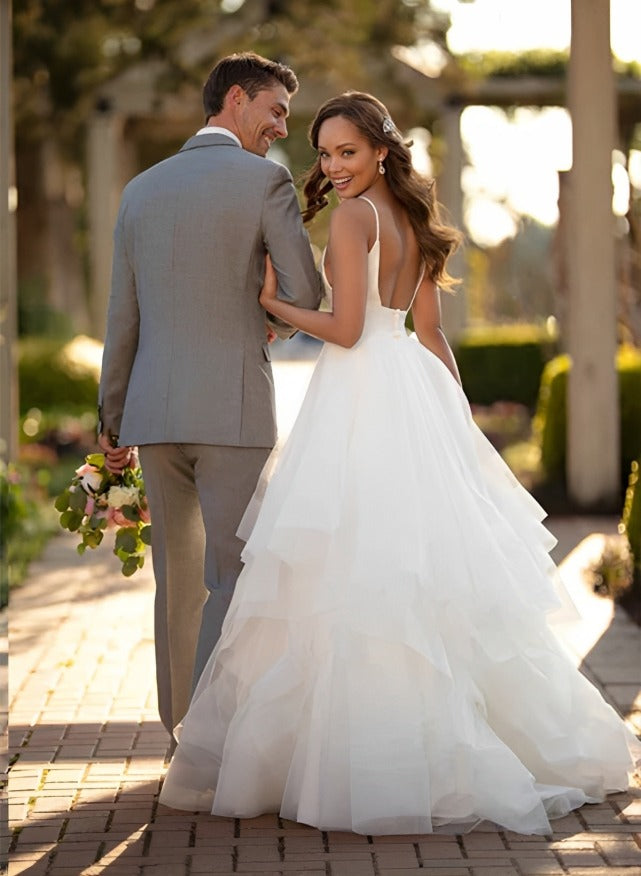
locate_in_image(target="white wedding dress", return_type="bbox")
[160,197,640,835]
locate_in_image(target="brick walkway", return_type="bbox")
[6,362,641,876]
[7,519,641,876]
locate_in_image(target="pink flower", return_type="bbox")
[139,506,151,524]
[84,496,95,516]
[112,509,137,528]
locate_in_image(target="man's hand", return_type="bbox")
[97,433,134,475]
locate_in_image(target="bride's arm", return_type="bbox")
[260,200,369,348]
[411,276,462,387]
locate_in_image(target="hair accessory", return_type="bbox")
[382,117,396,136]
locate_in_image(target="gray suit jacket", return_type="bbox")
[98,133,322,448]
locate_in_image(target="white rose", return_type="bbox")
[106,485,140,509]
[75,466,103,495]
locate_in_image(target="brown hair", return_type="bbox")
[303,91,461,289]
[203,52,298,120]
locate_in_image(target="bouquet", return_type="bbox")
[55,451,151,576]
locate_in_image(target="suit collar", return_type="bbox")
[180,132,241,153]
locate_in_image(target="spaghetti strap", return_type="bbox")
[358,196,380,243]
[408,263,426,312]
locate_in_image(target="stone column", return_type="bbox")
[566,0,619,508]
[87,101,124,341]
[437,100,466,342]
[0,0,18,462]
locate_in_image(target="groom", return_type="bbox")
[98,52,322,743]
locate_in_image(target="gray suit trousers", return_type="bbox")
[139,443,271,737]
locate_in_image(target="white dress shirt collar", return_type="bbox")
[195,126,241,147]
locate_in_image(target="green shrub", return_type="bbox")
[622,460,640,572]
[535,346,641,485]
[0,461,57,605]
[453,323,558,408]
[19,336,100,415]
[620,459,641,619]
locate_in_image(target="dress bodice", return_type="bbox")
[321,196,424,341]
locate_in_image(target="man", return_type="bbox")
[98,52,322,745]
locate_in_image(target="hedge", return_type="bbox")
[622,459,640,578]
[535,346,641,485]
[453,323,558,408]
[19,336,101,415]
[620,459,641,619]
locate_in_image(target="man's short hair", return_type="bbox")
[203,52,298,119]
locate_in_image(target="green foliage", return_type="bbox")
[13,0,222,158]
[0,461,58,606]
[18,277,75,338]
[535,346,641,486]
[19,337,99,415]
[621,459,641,579]
[620,459,641,618]
[454,323,558,408]
[13,0,442,162]
[457,49,640,80]
[247,0,439,101]
[458,49,569,79]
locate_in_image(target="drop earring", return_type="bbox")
[378,159,386,175]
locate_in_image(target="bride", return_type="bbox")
[159,91,640,835]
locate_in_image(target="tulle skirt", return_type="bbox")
[160,325,640,835]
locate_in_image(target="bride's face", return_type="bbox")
[317,115,387,199]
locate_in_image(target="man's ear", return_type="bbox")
[225,84,246,109]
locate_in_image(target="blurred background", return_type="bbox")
[1,0,640,613]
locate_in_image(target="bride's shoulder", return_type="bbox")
[329,198,374,235]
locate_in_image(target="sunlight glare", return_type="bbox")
[612,153,630,217]
[629,151,641,190]
[460,106,571,243]
[432,0,641,61]
[407,127,433,177]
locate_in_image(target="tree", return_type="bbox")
[13,0,452,337]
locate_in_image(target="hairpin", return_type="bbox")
[382,117,396,136]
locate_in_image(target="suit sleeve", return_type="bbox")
[97,200,140,441]
[261,163,323,337]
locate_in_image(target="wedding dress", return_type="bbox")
[160,197,640,835]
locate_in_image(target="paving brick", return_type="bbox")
[49,845,102,867]
[558,850,609,867]
[188,851,234,872]
[470,868,519,875]
[566,870,641,876]
[13,823,62,844]
[330,862,376,876]
[8,859,50,875]
[514,862,566,875]
[236,843,281,862]
[138,865,189,875]
[418,841,465,859]
[378,870,470,876]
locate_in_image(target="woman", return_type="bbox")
[159,92,640,835]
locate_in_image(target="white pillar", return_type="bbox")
[566,0,619,508]
[0,0,18,462]
[87,105,123,340]
[437,102,466,342]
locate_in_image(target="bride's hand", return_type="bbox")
[259,254,278,307]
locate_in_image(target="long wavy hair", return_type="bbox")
[302,91,461,290]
